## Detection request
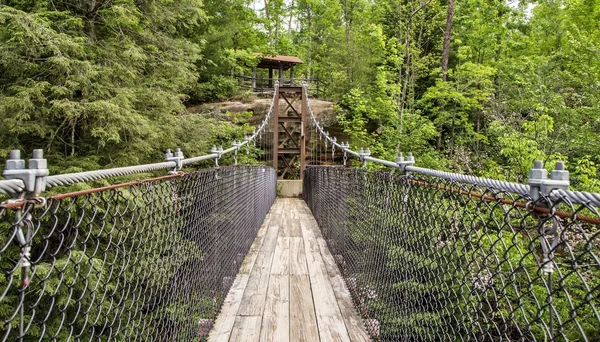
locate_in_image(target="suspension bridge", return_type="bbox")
[1,84,599,341]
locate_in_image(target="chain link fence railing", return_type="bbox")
[1,165,276,341]
[304,166,600,342]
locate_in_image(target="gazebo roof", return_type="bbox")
[255,54,303,70]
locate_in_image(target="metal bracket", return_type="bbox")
[211,145,224,167]
[331,137,337,159]
[341,142,349,166]
[528,160,570,203]
[233,141,242,165]
[3,149,49,197]
[165,148,184,173]
[397,152,415,175]
[2,149,48,293]
[528,160,569,277]
[244,135,251,154]
[359,148,371,168]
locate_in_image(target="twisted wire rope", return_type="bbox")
[303,84,600,207]
[0,84,279,194]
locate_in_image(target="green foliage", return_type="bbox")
[0,1,204,166]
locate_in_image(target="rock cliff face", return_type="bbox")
[187,97,336,127]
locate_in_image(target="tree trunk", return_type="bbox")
[288,0,294,33]
[342,0,352,80]
[264,0,272,44]
[441,0,454,81]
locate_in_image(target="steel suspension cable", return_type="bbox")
[302,83,600,207]
[1,84,280,194]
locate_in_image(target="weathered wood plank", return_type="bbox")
[210,198,371,341]
[237,223,279,316]
[260,274,290,341]
[316,316,352,342]
[280,216,293,237]
[290,275,319,342]
[301,219,342,318]
[299,200,359,341]
[229,316,262,342]
[209,206,274,342]
[238,215,270,275]
[289,237,308,275]
[317,239,371,341]
[271,237,290,275]
[207,275,249,342]
[287,216,302,237]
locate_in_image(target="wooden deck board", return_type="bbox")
[260,274,290,341]
[290,275,320,342]
[209,198,370,342]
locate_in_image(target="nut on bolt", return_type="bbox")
[551,161,569,181]
[6,150,25,170]
[3,149,49,195]
[397,152,415,174]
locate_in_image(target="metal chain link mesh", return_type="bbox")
[1,165,276,341]
[304,166,600,341]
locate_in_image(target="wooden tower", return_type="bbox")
[272,86,307,180]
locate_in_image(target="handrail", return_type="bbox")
[302,84,600,207]
[0,83,280,195]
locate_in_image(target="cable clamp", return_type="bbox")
[397,152,415,175]
[211,145,223,167]
[359,148,371,168]
[528,160,569,203]
[233,141,243,165]
[165,148,184,173]
[3,149,49,196]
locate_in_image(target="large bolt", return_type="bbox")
[5,150,25,170]
[28,149,47,170]
[175,148,184,158]
[397,153,405,163]
[529,160,548,182]
[551,161,569,181]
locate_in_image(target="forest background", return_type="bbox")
[0,0,599,191]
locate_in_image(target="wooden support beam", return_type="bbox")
[273,86,279,171]
[279,63,284,85]
[269,68,273,88]
[281,93,300,117]
[278,125,301,149]
[279,87,303,93]
[279,123,299,148]
[290,66,295,84]
[278,148,301,154]
[300,87,307,180]
[280,155,297,179]
[279,117,302,123]
[274,87,304,180]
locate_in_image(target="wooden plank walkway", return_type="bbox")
[209,198,371,342]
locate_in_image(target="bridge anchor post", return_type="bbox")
[527,160,570,340]
[3,149,49,341]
